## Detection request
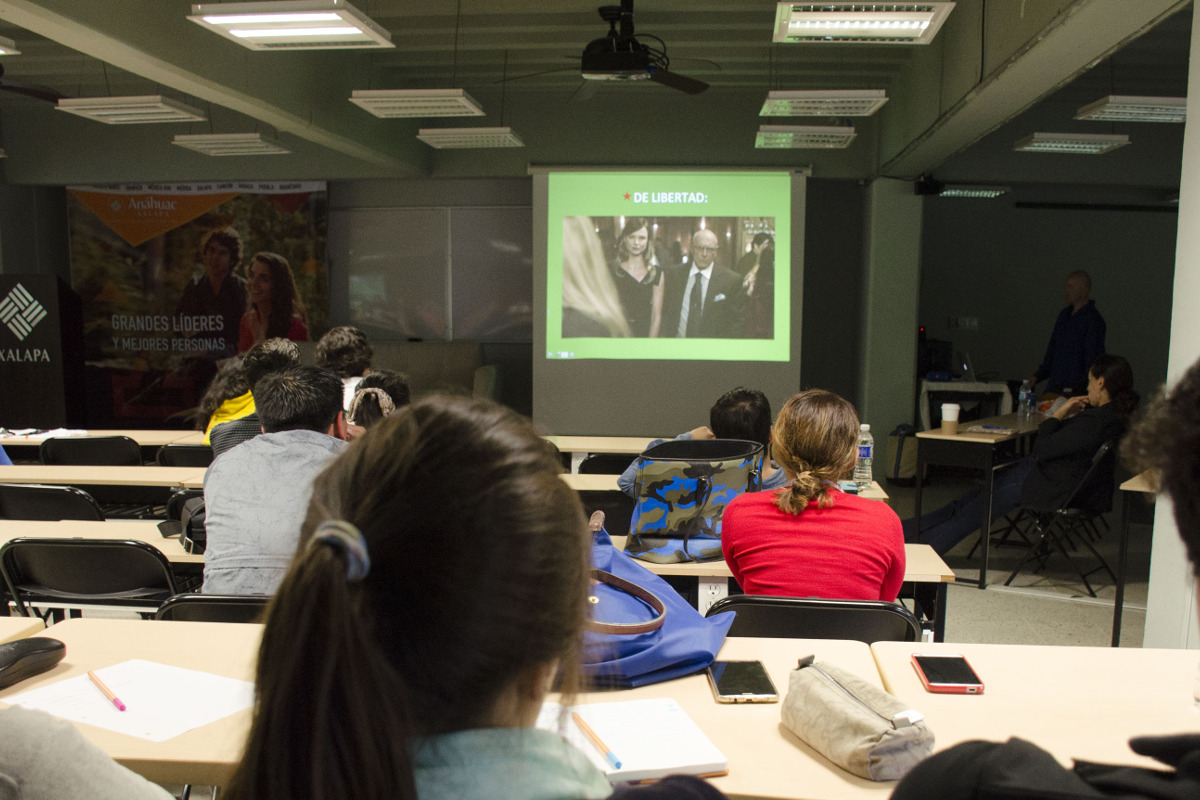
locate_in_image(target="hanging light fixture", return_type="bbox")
[1014,132,1130,155]
[1075,95,1186,123]
[173,133,290,156]
[188,1,393,50]
[772,2,956,45]
[755,124,856,149]
[57,96,207,125]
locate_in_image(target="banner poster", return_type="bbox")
[67,181,328,426]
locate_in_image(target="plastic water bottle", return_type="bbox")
[853,424,873,491]
[1018,381,1035,423]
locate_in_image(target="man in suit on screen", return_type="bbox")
[661,228,747,339]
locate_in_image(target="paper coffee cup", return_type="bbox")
[941,403,960,434]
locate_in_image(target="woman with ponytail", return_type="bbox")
[904,354,1139,555]
[225,395,723,800]
[721,389,906,602]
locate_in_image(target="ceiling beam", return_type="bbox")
[880,0,1191,180]
[0,0,419,171]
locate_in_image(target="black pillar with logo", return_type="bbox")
[0,275,85,428]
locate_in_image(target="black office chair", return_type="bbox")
[0,538,178,622]
[155,593,269,623]
[156,444,214,468]
[39,435,166,518]
[0,483,105,521]
[579,453,636,474]
[1003,439,1120,597]
[704,595,922,643]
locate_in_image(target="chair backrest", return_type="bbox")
[704,595,921,643]
[0,483,105,521]
[1059,438,1118,514]
[155,593,269,623]
[0,538,177,616]
[156,444,214,467]
[39,436,143,466]
[579,453,636,474]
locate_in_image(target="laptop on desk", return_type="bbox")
[955,350,977,382]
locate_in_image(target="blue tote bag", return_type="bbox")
[582,526,735,688]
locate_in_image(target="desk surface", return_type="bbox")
[915,412,1041,444]
[1120,469,1159,494]
[608,535,953,584]
[0,519,202,565]
[871,640,1200,771]
[0,616,46,644]
[544,435,653,455]
[0,430,203,448]
[0,465,205,488]
[0,619,887,798]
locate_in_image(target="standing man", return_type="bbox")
[662,228,746,338]
[1028,270,1106,396]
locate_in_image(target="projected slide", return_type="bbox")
[547,171,791,362]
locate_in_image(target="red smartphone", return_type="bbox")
[911,654,984,694]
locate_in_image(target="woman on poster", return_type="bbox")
[238,252,309,353]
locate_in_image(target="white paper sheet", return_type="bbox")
[5,659,254,741]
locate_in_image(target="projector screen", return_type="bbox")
[533,170,806,436]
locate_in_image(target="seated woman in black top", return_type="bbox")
[905,354,1138,555]
[892,354,1200,800]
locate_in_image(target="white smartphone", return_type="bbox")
[706,659,779,703]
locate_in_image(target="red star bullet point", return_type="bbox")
[624,193,631,199]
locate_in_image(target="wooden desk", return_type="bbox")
[0,616,45,643]
[0,619,889,798]
[0,465,206,488]
[1114,470,1159,646]
[913,413,1042,588]
[609,535,954,640]
[918,380,1013,432]
[871,641,1200,771]
[0,430,200,449]
[0,519,202,565]
[543,435,654,473]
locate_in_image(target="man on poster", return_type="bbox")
[661,228,746,338]
[177,227,246,357]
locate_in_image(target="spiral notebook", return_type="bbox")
[538,697,728,783]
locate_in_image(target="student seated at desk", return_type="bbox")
[904,355,1139,556]
[195,354,254,444]
[344,368,410,440]
[617,386,787,497]
[893,357,1200,800]
[721,389,906,601]
[0,397,723,800]
[209,337,301,457]
[202,365,348,595]
[224,396,722,800]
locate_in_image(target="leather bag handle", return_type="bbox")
[584,568,667,635]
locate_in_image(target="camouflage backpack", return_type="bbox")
[625,438,763,564]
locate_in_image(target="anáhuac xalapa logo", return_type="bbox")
[0,282,48,342]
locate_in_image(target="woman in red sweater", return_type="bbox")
[721,389,906,601]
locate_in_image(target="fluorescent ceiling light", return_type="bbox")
[1075,95,1186,123]
[938,185,1009,199]
[173,133,290,156]
[350,89,485,118]
[755,124,856,149]
[773,2,956,45]
[1014,132,1130,155]
[56,96,207,125]
[0,36,20,55]
[760,89,887,117]
[188,1,393,50]
[417,127,524,149]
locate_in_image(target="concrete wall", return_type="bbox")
[919,189,1177,401]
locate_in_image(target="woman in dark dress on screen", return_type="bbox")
[611,217,665,337]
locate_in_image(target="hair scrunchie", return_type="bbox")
[310,520,371,582]
[347,387,396,426]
